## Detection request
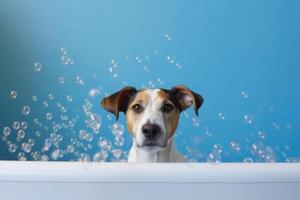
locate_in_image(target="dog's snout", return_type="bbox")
[142,123,160,139]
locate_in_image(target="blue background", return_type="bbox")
[0,0,299,162]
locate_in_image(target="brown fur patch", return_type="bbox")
[126,90,150,136]
[157,90,180,138]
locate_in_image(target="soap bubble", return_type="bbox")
[164,33,172,41]
[65,145,75,153]
[48,93,54,100]
[32,95,38,101]
[93,151,108,162]
[40,154,49,161]
[108,61,118,78]
[89,88,100,97]
[75,76,85,86]
[58,76,65,84]
[111,123,125,137]
[272,122,280,130]
[42,138,53,152]
[60,48,74,65]
[46,112,53,120]
[286,157,300,163]
[17,130,25,140]
[257,130,266,139]
[79,129,88,140]
[31,151,41,160]
[243,114,253,124]
[66,95,73,102]
[191,117,200,127]
[114,136,124,147]
[28,138,35,146]
[2,127,11,137]
[251,142,266,159]
[51,149,64,160]
[243,157,254,163]
[33,62,42,72]
[112,149,122,159]
[13,121,21,130]
[98,138,112,151]
[241,91,248,98]
[229,141,241,152]
[35,131,41,137]
[213,144,223,154]
[22,105,31,115]
[20,121,28,130]
[207,152,222,163]
[78,153,91,162]
[10,90,17,99]
[18,152,27,161]
[86,114,102,133]
[8,143,17,153]
[43,101,49,107]
[21,143,32,153]
[218,112,225,120]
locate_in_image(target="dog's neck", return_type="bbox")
[128,138,182,162]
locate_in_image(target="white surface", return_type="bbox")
[0,161,300,200]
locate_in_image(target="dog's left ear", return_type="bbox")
[170,85,204,116]
[101,86,137,120]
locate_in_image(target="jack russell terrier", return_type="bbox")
[101,85,203,162]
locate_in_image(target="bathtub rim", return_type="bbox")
[0,161,300,183]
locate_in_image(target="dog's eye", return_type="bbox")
[132,104,143,113]
[161,103,174,113]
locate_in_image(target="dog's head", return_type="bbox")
[101,85,203,152]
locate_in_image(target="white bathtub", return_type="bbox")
[0,161,299,200]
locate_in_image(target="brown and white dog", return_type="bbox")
[101,85,203,162]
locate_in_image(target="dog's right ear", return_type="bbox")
[101,87,137,120]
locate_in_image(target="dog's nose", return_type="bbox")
[142,123,161,139]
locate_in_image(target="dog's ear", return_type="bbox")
[101,87,137,120]
[169,85,203,116]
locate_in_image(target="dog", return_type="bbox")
[101,85,203,162]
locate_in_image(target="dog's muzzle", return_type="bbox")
[137,123,166,149]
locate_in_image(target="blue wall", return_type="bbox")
[0,0,299,162]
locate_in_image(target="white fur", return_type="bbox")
[127,89,185,162]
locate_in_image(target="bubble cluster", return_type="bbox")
[111,123,124,137]
[51,149,64,160]
[86,113,102,134]
[108,60,118,78]
[60,48,74,65]
[166,56,182,69]
[1,40,298,163]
